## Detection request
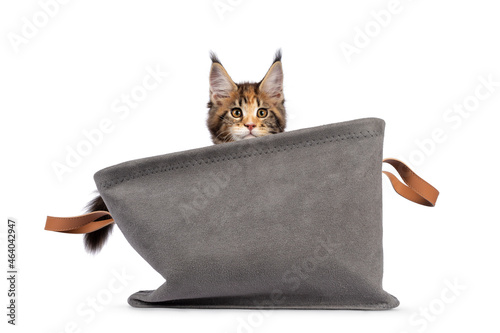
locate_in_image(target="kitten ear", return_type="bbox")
[259,52,284,100]
[209,55,237,102]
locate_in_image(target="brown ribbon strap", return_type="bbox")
[45,211,114,234]
[383,158,439,207]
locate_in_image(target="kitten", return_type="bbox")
[84,51,286,254]
[207,50,286,143]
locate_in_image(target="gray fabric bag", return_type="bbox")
[92,117,400,310]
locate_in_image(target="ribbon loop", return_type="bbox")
[383,158,439,207]
[45,211,114,234]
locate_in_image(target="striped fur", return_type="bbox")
[207,50,286,143]
[84,195,113,254]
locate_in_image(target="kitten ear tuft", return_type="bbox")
[259,55,284,100]
[210,51,221,65]
[273,49,282,63]
[209,57,237,101]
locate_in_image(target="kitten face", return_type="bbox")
[207,51,286,144]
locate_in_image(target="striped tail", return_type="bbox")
[84,195,113,254]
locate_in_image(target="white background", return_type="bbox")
[1,0,499,332]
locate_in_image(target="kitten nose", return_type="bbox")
[245,123,255,131]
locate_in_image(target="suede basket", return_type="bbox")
[94,117,399,310]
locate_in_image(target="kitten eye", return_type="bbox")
[231,108,242,118]
[257,108,268,118]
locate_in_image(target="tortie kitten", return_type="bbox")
[207,50,286,143]
[85,51,286,253]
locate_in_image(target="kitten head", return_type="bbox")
[207,51,286,144]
